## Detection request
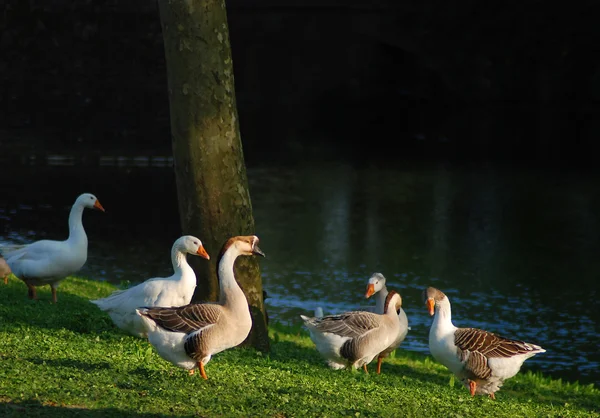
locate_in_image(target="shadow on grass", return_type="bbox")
[0,399,193,418]
[0,277,121,335]
[267,338,451,388]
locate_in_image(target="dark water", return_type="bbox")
[0,155,599,386]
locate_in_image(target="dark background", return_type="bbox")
[1,1,600,387]
[1,0,599,165]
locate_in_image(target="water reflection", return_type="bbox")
[0,156,599,386]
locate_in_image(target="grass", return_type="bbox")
[1,276,599,417]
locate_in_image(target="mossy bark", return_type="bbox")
[157,0,269,352]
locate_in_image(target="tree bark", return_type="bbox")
[157,0,269,352]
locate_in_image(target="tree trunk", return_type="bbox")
[157,0,269,352]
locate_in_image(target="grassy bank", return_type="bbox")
[0,276,598,417]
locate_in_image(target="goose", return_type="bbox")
[423,286,546,399]
[90,235,210,338]
[0,193,104,302]
[364,272,410,374]
[301,290,403,372]
[1,256,11,284]
[136,235,265,379]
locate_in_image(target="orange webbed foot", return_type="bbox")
[468,380,477,397]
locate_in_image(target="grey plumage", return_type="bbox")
[301,291,403,370]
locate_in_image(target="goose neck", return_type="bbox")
[67,203,87,245]
[375,285,388,314]
[171,245,192,274]
[432,298,454,333]
[217,248,241,299]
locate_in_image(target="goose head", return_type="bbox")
[176,235,210,259]
[423,286,447,316]
[384,290,403,314]
[219,235,266,259]
[365,272,386,298]
[76,193,105,212]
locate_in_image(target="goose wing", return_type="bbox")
[138,303,223,334]
[2,241,66,263]
[455,327,542,379]
[311,311,381,338]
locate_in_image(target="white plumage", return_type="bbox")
[424,286,546,399]
[91,235,209,338]
[1,193,104,302]
[136,235,265,379]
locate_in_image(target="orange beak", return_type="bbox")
[426,298,435,316]
[365,284,375,298]
[196,245,210,260]
[94,200,105,212]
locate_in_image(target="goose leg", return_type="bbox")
[468,380,477,397]
[189,369,195,376]
[489,393,496,400]
[3,276,7,285]
[199,362,208,380]
[376,356,383,374]
[27,284,38,300]
[51,285,58,303]
[362,364,368,374]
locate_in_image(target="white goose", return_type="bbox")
[1,193,104,302]
[1,256,11,284]
[301,290,403,372]
[91,235,210,338]
[136,235,265,379]
[424,286,546,399]
[364,272,410,374]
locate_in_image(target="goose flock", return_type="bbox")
[0,192,546,399]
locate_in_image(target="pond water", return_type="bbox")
[0,154,599,386]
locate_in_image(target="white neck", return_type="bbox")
[385,300,400,319]
[217,247,245,304]
[171,244,194,281]
[375,285,388,314]
[431,298,456,338]
[67,203,87,247]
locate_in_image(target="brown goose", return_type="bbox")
[301,290,403,372]
[0,256,11,284]
[364,273,409,374]
[136,235,265,379]
[423,286,546,399]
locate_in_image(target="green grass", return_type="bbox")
[1,276,598,417]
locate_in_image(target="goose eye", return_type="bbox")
[193,241,198,245]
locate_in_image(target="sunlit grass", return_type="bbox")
[1,275,598,417]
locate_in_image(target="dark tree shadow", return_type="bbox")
[0,400,193,418]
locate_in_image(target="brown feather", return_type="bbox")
[383,290,399,314]
[455,328,541,358]
[454,327,543,380]
[217,237,239,265]
[138,303,222,334]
